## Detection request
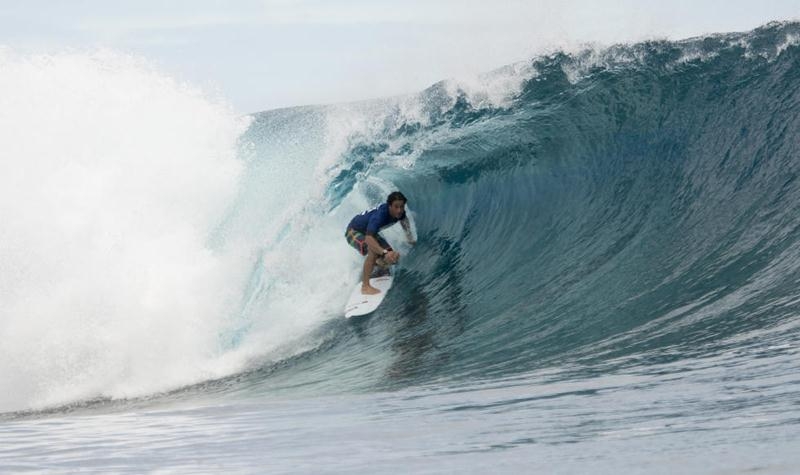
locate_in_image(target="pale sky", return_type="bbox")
[2,1,799,113]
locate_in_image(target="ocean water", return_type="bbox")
[2,22,800,474]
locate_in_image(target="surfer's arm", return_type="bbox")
[400,217,416,245]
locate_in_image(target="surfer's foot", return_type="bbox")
[361,285,380,295]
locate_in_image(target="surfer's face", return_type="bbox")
[389,200,406,219]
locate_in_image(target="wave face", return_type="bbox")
[241,21,800,393]
[4,22,800,413]
[383,22,800,382]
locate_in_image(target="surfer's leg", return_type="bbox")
[347,228,381,294]
[362,251,381,294]
[346,229,369,256]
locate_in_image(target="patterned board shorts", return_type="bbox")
[345,228,392,256]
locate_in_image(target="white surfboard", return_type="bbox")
[344,268,394,318]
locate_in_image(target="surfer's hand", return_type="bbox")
[386,251,399,264]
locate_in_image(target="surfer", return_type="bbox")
[345,191,416,295]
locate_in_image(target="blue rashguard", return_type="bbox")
[348,203,407,236]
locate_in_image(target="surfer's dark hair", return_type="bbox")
[387,191,407,205]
